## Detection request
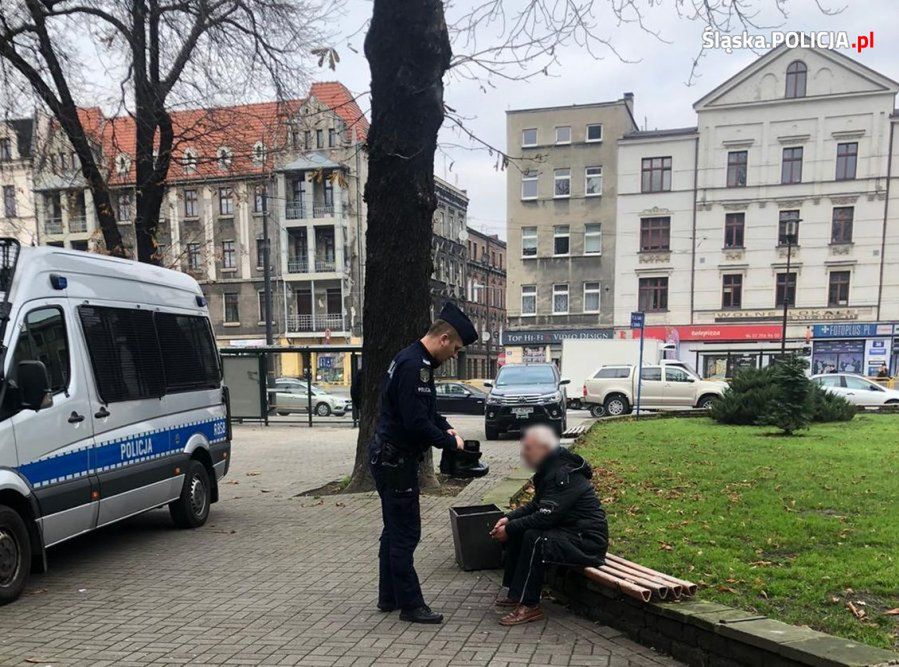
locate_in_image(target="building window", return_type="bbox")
[555,126,571,144]
[217,147,232,171]
[256,238,265,267]
[521,128,537,147]
[303,130,311,150]
[552,284,569,314]
[583,282,601,313]
[328,128,337,147]
[828,271,850,307]
[253,184,267,213]
[316,129,324,149]
[724,213,745,248]
[726,151,748,187]
[641,156,672,193]
[781,147,803,184]
[182,148,198,174]
[222,240,236,269]
[785,60,807,98]
[778,210,800,245]
[831,207,854,244]
[252,142,265,165]
[0,138,11,161]
[521,171,538,200]
[584,223,602,254]
[187,243,201,271]
[223,293,240,324]
[183,188,198,217]
[836,142,858,181]
[219,187,234,216]
[585,166,603,196]
[521,285,536,316]
[553,168,570,198]
[640,216,670,252]
[3,185,16,217]
[258,291,268,322]
[553,225,570,255]
[586,124,603,142]
[638,277,668,312]
[775,272,797,307]
[721,274,743,309]
[117,193,132,223]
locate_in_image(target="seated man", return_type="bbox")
[490,424,608,626]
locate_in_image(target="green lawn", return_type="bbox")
[577,415,899,650]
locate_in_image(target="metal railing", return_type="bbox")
[286,313,345,332]
[313,204,334,218]
[285,202,306,219]
[314,258,336,272]
[287,257,309,273]
[68,215,87,233]
[44,218,63,235]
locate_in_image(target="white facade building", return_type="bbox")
[616,46,899,378]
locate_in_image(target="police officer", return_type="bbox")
[368,302,478,624]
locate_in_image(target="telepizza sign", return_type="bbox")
[634,324,782,342]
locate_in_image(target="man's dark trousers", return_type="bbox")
[502,529,546,606]
[370,457,425,611]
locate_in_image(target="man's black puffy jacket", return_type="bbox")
[505,447,608,565]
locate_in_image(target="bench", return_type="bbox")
[581,553,698,602]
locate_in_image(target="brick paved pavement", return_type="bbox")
[0,416,682,666]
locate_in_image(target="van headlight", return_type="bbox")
[486,394,501,405]
[538,391,563,404]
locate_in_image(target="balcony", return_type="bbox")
[286,313,346,332]
[285,202,306,219]
[69,215,87,233]
[313,204,334,218]
[287,257,309,273]
[45,218,63,235]
[315,258,336,272]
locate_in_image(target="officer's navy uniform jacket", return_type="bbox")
[502,448,608,605]
[369,340,455,611]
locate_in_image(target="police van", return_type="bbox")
[0,239,231,603]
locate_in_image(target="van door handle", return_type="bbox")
[68,411,85,424]
[95,406,110,419]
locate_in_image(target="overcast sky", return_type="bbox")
[326,0,898,240]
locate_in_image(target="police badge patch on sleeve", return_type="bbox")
[420,368,431,383]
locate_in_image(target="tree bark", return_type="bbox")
[343,0,451,493]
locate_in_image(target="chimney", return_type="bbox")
[623,92,634,116]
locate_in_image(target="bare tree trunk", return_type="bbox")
[343,0,451,493]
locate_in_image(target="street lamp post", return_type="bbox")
[780,218,799,356]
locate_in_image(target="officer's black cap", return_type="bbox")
[439,301,478,346]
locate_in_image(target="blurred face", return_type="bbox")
[432,331,464,363]
[520,432,553,470]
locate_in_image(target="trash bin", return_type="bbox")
[449,504,504,571]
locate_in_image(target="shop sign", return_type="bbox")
[638,324,781,342]
[501,328,613,345]
[715,308,862,322]
[812,323,893,338]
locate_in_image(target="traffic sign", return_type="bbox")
[630,311,645,329]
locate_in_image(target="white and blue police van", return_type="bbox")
[0,239,231,603]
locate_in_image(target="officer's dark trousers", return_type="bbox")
[370,459,425,611]
[502,529,546,607]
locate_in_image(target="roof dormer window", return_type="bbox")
[217,146,233,171]
[252,141,265,166]
[182,148,198,174]
[785,60,807,98]
[115,153,131,176]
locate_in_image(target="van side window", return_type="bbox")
[155,313,221,392]
[640,367,662,381]
[665,367,691,382]
[594,367,630,379]
[10,307,70,393]
[78,306,165,402]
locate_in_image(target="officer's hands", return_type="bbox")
[446,428,457,436]
[493,517,508,531]
[454,434,465,450]
[490,524,508,543]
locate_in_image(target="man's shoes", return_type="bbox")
[377,602,396,612]
[499,604,545,626]
[400,605,444,624]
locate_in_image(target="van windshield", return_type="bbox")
[496,365,555,386]
[0,238,21,363]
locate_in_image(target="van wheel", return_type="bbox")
[315,402,331,417]
[604,395,630,417]
[589,404,606,418]
[0,505,31,605]
[697,394,718,410]
[170,460,211,529]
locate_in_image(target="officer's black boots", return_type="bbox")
[400,605,444,624]
[439,440,489,478]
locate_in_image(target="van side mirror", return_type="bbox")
[483,381,493,388]
[559,378,571,385]
[17,360,53,411]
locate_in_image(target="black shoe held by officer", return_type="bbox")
[368,302,478,624]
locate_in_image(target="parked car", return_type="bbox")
[0,241,230,604]
[484,363,569,439]
[579,359,698,415]
[583,364,726,417]
[435,381,487,414]
[811,373,899,407]
[269,378,352,416]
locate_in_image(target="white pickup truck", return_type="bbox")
[583,363,726,417]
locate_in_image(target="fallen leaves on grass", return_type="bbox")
[847,601,866,619]
[658,542,674,552]
[884,608,899,616]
